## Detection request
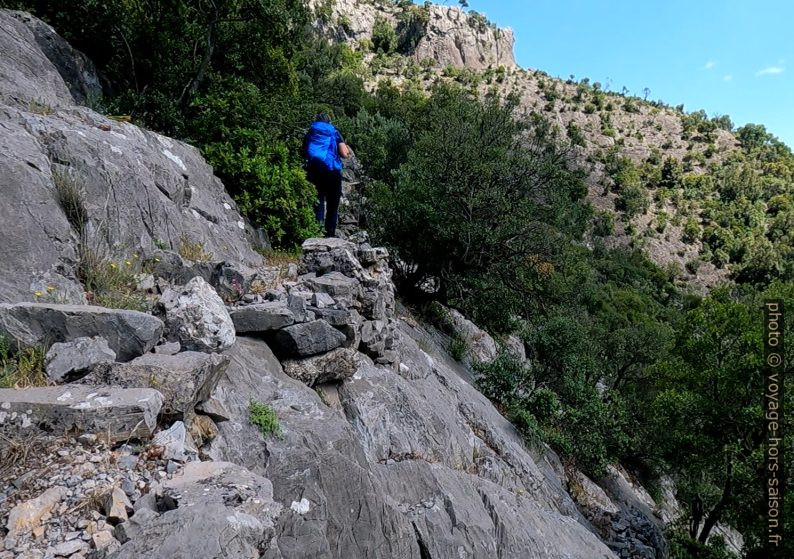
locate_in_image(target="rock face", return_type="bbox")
[207,333,615,558]
[0,303,163,362]
[110,461,282,559]
[159,277,235,353]
[311,0,517,70]
[0,385,162,442]
[414,5,517,70]
[0,8,263,305]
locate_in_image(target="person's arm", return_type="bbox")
[338,141,350,159]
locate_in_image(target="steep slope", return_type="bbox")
[0,10,264,305]
[0,9,646,559]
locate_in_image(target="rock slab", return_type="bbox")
[0,303,163,362]
[0,385,162,442]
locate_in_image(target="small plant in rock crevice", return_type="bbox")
[249,400,281,438]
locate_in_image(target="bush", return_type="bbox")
[209,142,320,247]
[372,17,398,54]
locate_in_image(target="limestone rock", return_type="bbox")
[446,306,498,363]
[282,348,358,386]
[229,302,295,333]
[0,303,163,362]
[80,352,228,422]
[110,462,281,559]
[91,530,120,554]
[270,320,346,358]
[6,487,65,539]
[153,341,181,356]
[159,277,235,353]
[44,336,116,383]
[0,385,162,442]
[0,9,263,304]
[102,487,132,525]
[152,421,196,462]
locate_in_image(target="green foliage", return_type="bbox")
[367,84,588,332]
[448,337,469,361]
[208,142,320,245]
[372,16,398,54]
[0,338,49,389]
[249,400,281,438]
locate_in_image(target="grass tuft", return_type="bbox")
[0,337,49,389]
[178,235,213,262]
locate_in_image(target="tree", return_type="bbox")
[367,84,588,330]
[649,286,792,548]
[643,87,651,100]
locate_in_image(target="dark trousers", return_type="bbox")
[307,164,342,238]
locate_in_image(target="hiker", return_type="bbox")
[302,113,350,238]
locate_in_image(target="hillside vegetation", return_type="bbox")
[3,1,792,557]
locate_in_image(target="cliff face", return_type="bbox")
[311,0,517,70]
[0,9,664,559]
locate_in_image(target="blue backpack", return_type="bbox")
[305,121,343,172]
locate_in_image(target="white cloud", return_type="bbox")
[757,66,785,76]
[723,74,733,82]
[704,61,716,70]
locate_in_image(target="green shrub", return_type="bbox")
[372,17,398,54]
[209,142,320,247]
[448,337,469,361]
[249,400,281,438]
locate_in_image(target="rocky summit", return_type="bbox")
[0,7,707,559]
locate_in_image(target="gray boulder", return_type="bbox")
[80,351,228,422]
[282,348,358,386]
[44,335,116,382]
[0,302,163,362]
[110,461,281,559]
[229,302,295,333]
[270,319,346,358]
[159,277,235,353]
[300,272,360,307]
[0,385,162,442]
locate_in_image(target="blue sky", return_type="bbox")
[436,0,793,148]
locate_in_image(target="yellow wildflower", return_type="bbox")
[46,285,56,292]
[33,291,43,298]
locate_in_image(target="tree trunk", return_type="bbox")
[697,461,733,543]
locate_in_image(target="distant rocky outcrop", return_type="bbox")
[311,0,517,70]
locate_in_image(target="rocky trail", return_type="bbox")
[0,8,685,559]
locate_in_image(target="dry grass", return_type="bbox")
[178,235,213,262]
[78,246,148,312]
[0,337,50,389]
[52,170,88,233]
[0,433,51,478]
[28,99,53,115]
